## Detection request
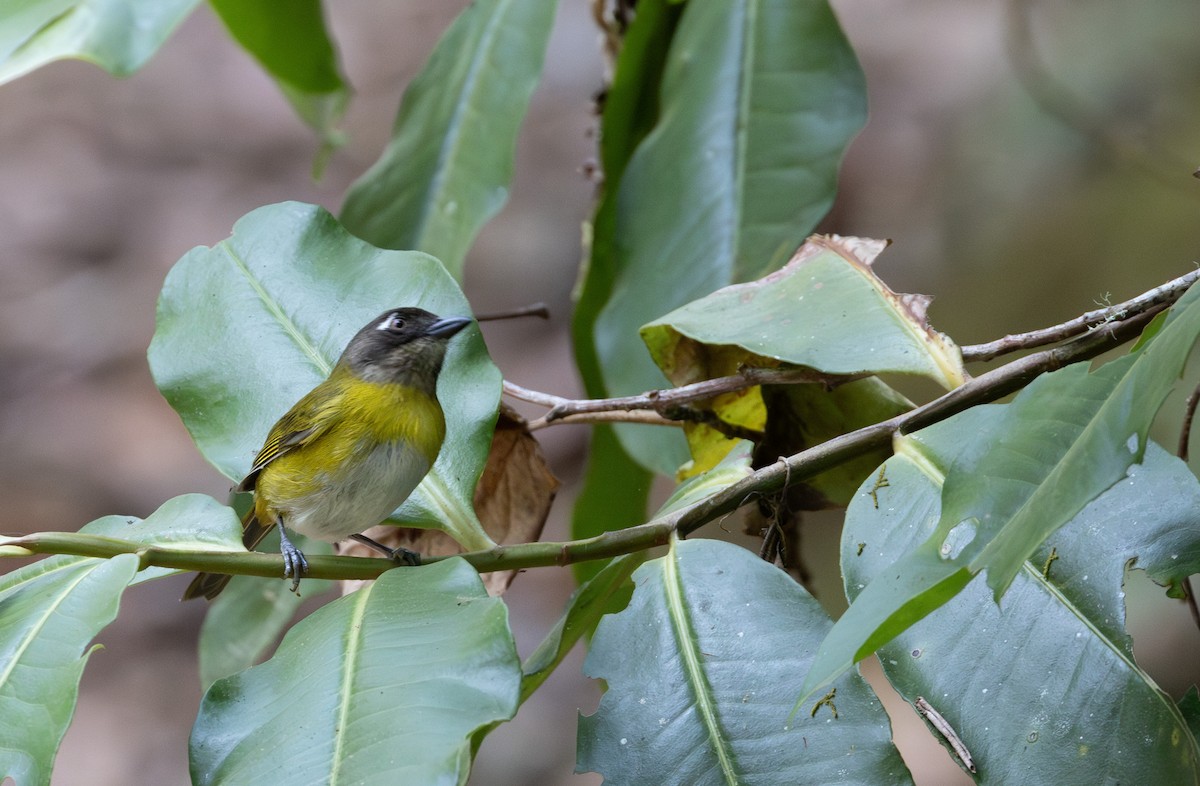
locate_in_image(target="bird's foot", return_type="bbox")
[277,524,309,594]
[348,533,421,566]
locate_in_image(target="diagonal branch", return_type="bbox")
[2,297,1165,580]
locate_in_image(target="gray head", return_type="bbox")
[339,307,472,390]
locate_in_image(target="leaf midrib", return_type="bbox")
[662,538,739,784]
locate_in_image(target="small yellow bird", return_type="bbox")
[184,307,471,600]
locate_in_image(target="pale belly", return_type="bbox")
[282,440,432,542]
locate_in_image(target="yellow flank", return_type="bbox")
[252,375,445,521]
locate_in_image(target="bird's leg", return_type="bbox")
[348,533,422,566]
[276,519,309,593]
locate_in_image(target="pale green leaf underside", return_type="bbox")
[0,0,198,84]
[190,559,520,785]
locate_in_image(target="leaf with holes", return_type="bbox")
[577,538,911,785]
[799,280,1200,705]
[840,430,1200,781]
[148,201,502,551]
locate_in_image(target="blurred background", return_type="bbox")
[1,1,1198,784]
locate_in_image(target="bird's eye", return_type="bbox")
[377,313,406,332]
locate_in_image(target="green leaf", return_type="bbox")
[840,440,1200,781]
[799,281,1200,703]
[656,439,756,514]
[571,0,680,399]
[340,0,559,279]
[148,201,502,552]
[590,0,867,474]
[190,559,520,785]
[0,494,234,785]
[642,236,965,389]
[520,552,645,704]
[0,555,137,786]
[577,538,911,785]
[197,533,333,690]
[0,0,199,84]
[1182,688,1200,747]
[207,0,348,167]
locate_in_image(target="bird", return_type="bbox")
[183,307,472,600]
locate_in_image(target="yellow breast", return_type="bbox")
[253,379,445,529]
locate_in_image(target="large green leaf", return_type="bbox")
[528,445,755,699]
[190,559,520,785]
[641,236,965,389]
[0,494,237,786]
[207,0,348,164]
[0,556,136,786]
[577,538,911,785]
[0,0,198,83]
[799,281,1200,702]
[590,0,867,474]
[148,201,502,552]
[339,0,558,279]
[840,437,1200,782]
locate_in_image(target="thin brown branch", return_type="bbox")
[523,368,833,426]
[530,409,679,430]
[506,271,1195,427]
[962,269,1200,362]
[1178,380,1200,462]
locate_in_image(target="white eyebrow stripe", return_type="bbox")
[375,315,395,331]
[915,697,977,773]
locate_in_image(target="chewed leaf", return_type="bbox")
[642,235,966,391]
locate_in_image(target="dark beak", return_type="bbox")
[426,316,472,338]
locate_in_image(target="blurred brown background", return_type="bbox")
[1,1,1197,784]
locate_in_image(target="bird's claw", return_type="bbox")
[389,547,421,567]
[277,523,309,594]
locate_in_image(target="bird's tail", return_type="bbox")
[181,505,272,601]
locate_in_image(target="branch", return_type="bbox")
[2,299,1163,580]
[507,270,1196,425]
[961,268,1200,362]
